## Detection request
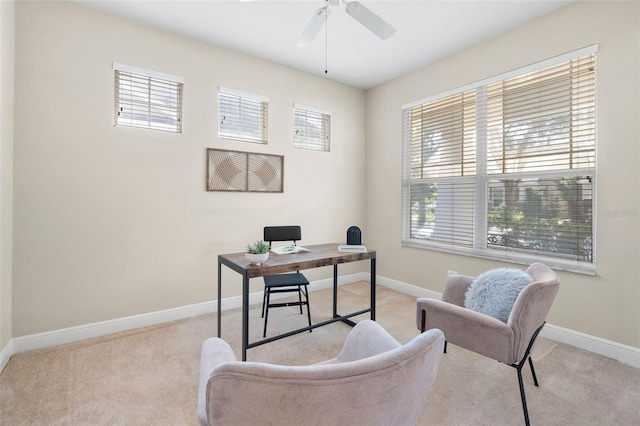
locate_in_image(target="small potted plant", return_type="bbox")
[245,240,270,265]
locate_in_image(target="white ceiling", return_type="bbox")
[73,0,572,90]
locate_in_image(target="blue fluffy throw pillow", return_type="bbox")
[464,268,532,323]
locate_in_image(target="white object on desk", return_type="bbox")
[338,243,367,252]
[271,245,310,255]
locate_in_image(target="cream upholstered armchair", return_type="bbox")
[198,320,445,426]
[416,263,559,426]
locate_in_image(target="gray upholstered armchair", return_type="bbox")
[416,262,560,426]
[198,320,445,426]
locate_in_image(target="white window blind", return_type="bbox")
[402,47,597,273]
[293,104,331,151]
[219,87,268,144]
[114,63,183,133]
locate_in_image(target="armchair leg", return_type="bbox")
[421,309,447,353]
[516,367,531,426]
[528,357,539,387]
[510,322,546,426]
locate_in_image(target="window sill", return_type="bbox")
[401,239,596,276]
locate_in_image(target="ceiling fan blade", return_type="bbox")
[296,7,328,48]
[344,1,396,40]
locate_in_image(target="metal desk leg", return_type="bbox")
[242,272,249,361]
[217,260,222,338]
[370,257,376,320]
[333,264,359,327]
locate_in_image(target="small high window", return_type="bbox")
[293,104,331,152]
[114,63,183,133]
[219,87,268,144]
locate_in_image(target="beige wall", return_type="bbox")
[1,0,15,350]
[12,1,366,336]
[366,0,640,348]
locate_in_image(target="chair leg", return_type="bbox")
[528,357,539,387]
[263,289,271,338]
[420,309,447,353]
[516,366,531,426]
[420,309,426,332]
[262,284,313,337]
[261,288,267,318]
[510,322,546,426]
[303,285,312,333]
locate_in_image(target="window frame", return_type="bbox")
[401,45,598,274]
[218,86,268,144]
[113,63,184,133]
[293,103,331,152]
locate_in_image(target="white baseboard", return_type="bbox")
[11,299,216,355]
[377,274,640,369]
[540,323,640,369]
[376,275,441,299]
[5,272,369,363]
[1,271,638,373]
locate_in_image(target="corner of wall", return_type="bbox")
[0,338,14,373]
[0,0,15,354]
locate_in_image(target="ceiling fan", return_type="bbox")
[296,0,396,48]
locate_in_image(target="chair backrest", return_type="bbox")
[507,262,560,363]
[264,226,302,247]
[202,328,445,426]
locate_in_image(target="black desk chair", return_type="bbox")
[262,226,312,337]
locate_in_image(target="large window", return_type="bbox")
[219,87,268,144]
[401,46,597,273]
[293,103,331,151]
[114,63,183,133]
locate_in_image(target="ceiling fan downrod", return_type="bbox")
[325,0,329,74]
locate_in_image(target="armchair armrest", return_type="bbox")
[197,338,238,426]
[417,298,516,364]
[316,320,401,365]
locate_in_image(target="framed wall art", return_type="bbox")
[206,148,284,193]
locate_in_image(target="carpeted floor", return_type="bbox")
[1,282,639,425]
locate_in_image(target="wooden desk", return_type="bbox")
[217,243,376,360]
